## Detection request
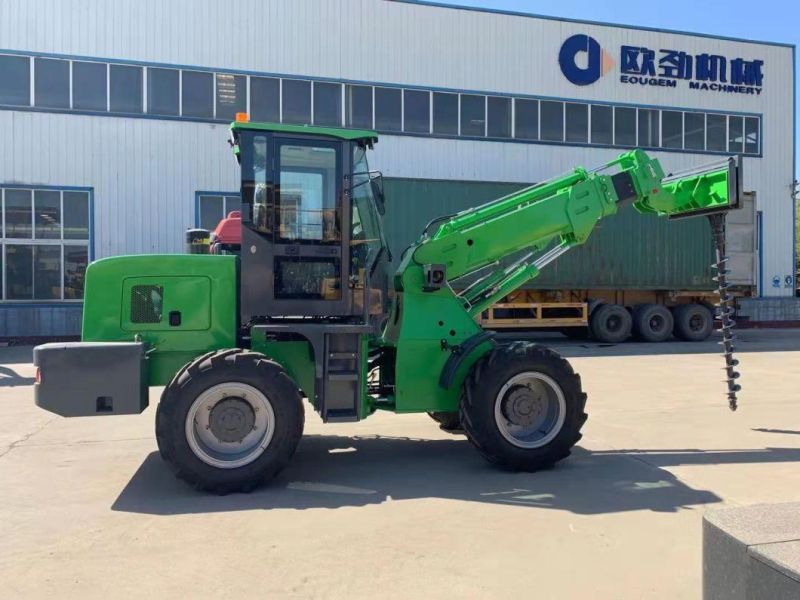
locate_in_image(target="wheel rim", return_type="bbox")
[649,314,665,333]
[607,315,622,332]
[494,372,567,449]
[689,313,705,332]
[185,382,275,469]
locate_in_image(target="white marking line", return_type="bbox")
[287,481,377,495]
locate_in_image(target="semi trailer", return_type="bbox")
[33,118,742,493]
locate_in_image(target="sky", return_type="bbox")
[432,0,799,179]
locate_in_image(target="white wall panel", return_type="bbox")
[0,0,794,295]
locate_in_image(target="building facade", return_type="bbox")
[0,0,795,337]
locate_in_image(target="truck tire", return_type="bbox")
[428,411,463,433]
[460,341,587,471]
[590,304,632,343]
[633,303,674,342]
[156,349,304,494]
[673,304,714,341]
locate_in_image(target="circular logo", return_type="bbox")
[559,34,614,86]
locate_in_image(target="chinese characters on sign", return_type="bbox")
[619,46,764,95]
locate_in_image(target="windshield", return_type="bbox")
[350,146,385,275]
[350,144,390,322]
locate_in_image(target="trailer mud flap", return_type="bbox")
[33,342,148,417]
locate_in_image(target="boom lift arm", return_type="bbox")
[390,149,741,408]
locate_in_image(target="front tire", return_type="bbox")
[156,349,304,494]
[428,411,463,433]
[460,342,587,471]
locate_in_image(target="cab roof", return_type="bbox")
[230,121,378,145]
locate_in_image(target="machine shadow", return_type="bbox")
[0,365,35,387]
[109,434,800,517]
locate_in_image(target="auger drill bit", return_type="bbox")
[708,213,741,410]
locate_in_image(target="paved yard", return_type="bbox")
[2,330,800,599]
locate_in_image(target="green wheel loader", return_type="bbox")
[33,119,742,493]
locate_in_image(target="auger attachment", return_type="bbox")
[648,156,743,409]
[709,213,741,410]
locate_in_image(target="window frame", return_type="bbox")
[1,185,93,303]
[195,191,242,231]
[0,51,764,158]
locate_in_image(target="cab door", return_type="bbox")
[240,132,351,319]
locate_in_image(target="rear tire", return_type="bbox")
[590,304,632,343]
[428,411,463,433]
[633,304,674,342]
[156,349,304,494]
[673,304,713,341]
[460,342,587,471]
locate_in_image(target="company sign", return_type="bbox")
[559,34,764,96]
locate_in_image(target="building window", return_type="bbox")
[346,85,373,129]
[1,186,91,301]
[72,62,107,111]
[638,109,659,148]
[460,94,486,137]
[181,70,213,118]
[514,99,538,140]
[540,101,564,142]
[729,116,744,153]
[744,117,760,154]
[0,50,766,159]
[684,112,705,151]
[433,92,458,135]
[707,114,727,152]
[282,79,311,125]
[662,111,683,149]
[614,107,636,146]
[374,87,402,132]
[591,105,612,145]
[197,193,242,232]
[250,77,280,123]
[34,58,70,109]
[404,89,430,134]
[110,65,143,114]
[487,96,511,138]
[565,103,588,143]
[0,54,30,106]
[147,68,179,116]
[216,73,247,122]
[313,81,342,127]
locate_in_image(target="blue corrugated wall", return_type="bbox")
[0,305,83,339]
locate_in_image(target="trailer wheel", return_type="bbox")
[460,342,587,471]
[633,304,674,342]
[428,411,463,433]
[156,349,304,494]
[589,304,632,343]
[673,304,714,341]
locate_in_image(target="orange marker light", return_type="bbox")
[235,112,250,123]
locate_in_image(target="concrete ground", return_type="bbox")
[1,330,800,600]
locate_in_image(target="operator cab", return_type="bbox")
[231,120,390,327]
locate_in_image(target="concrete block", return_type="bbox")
[703,503,800,600]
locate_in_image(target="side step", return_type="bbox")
[253,323,370,423]
[323,335,362,422]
